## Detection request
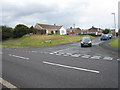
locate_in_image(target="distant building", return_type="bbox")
[81,29,88,34]
[35,23,67,35]
[66,27,81,35]
[87,26,103,35]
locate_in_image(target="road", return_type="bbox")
[2,37,119,88]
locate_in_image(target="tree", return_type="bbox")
[102,29,110,34]
[13,24,29,38]
[29,26,34,33]
[2,26,13,40]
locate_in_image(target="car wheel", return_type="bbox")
[81,44,83,47]
[101,39,102,41]
[90,44,92,47]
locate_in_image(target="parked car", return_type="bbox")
[107,34,113,39]
[81,37,92,47]
[100,34,109,40]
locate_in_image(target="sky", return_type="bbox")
[1,0,120,30]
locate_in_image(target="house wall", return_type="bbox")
[60,27,67,35]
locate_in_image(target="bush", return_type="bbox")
[81,33,96,36]
[1,26,13,40]
[13,24,29,38]
[102,29,110,34]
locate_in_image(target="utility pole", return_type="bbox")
[73,24,75,28]
[111,13,116,37]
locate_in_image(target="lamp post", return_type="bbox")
[111,13,116,37]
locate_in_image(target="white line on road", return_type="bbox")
[91,56,101,59]
[9,54,29,60]
[43,61,100,74]
[81,55,91,58]
[0,52,2,54]
[0,77,18,89]
[71,54,81,57]
[53,48,70,53]
[103,57,113,60]
[117,59,120,61]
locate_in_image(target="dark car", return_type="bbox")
[100,34,109,40]
[81,37,92,47]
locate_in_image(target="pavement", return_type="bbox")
[1,37,119,89]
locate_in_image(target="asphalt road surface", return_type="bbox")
[2,37,119,88]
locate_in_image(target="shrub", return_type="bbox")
[1,26,13,40]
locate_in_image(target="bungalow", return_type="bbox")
[87,26,103,35]
[35,23,67,35]
[66,27,81,35]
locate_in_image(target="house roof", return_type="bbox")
[67,28,81,31]
[37,24,62,30]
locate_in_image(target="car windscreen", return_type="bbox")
[82,37,91,41]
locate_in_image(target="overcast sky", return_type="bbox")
[1,0,120,29]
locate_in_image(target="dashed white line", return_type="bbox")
[9,54,29,60]
[91,56,101,59]
[0,77,18,89]
[103,57,113,60]
[117,59,120,61]
[43,61,100,74]
[53,48,70,54]
[81,55,91,58]
[49,53,54,54]
[66,53,73,56]
[71,54,81,57]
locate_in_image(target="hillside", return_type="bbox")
[2,35,94,48]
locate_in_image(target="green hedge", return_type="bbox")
[80,33,96,36]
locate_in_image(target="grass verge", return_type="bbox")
[109,37,120,48]
[2,35,94,48]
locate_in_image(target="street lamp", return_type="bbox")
[111,13,116,37]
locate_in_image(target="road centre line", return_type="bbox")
[0,77,18,89]
[9,54,29,60]
[43,61,100,74]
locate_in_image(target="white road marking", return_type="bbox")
[56,53,62,55]
[9,54,29,60]
[71,54,81,57]
[0,77,18,89]
[103,57,113,60]
[49,53,54,54]
[91,56,101,59]
[81,55,91,58]
[31,51,37,53]
[0,52,2,54]
[66,53,73,56]
[43,61,100,74]
[63,54,69,56]
[117,59,120,61]
[53,48,70,53]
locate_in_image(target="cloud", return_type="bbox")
[1,0,119,29]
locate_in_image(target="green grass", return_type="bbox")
[109,37,120,48]
[2,34,94,48]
